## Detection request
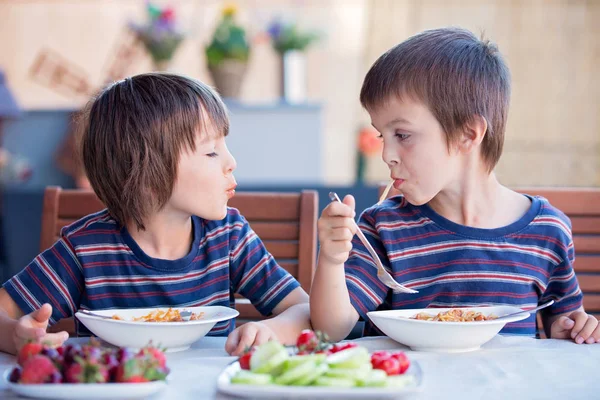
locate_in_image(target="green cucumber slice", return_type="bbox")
[274,360,317,385]
[313,376,356,387]
[250,341,289,375]
[231,370,273,385]
[291,363,328,386]
[358,369,388,387]
[325,347,370,369]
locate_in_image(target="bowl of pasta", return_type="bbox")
[75,306,239,352]
[367,306,529,353]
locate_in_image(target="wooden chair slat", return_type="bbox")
[574,256,600,273]
[250,222,299,240]
[573,236,600,254]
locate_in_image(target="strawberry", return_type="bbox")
[391,351,410,374]
[238,347,254,370]
[64,356,109,383]
[295,330,331,354]
[17,342,43,367]
[137,345,167,369]
[115,358,149,383]
[19,355,59,384]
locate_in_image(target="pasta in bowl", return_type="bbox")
[367,306,529,353]
[75,306,238,352]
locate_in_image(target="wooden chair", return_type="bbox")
[377,184,600,337]
[42,186,318,334]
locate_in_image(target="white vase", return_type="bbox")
[280,50,307,103]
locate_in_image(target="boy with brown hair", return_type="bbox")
[311,28,600,344]
[0,73,310,356]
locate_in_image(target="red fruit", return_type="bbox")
[20,355,59,384]
[330,342,358,354]
[115,358,149,383]
[64,357,109,383]
[238,348,254,370]
[17,342,43,367]
[8,366,22,383]
[370,350,391,365]
[116,347,134,363]
[373,356,401,376]
[138,346,167,369]
[391,351,410,374]
[296,330,319,353]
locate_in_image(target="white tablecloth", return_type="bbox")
[1,335,598,399]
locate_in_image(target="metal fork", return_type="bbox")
[328,192,418,294]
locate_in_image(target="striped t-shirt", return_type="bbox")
[346,195,583,337]
[4,208,299,336]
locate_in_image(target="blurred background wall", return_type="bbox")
[1,0,598,186]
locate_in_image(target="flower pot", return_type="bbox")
[208,60,247,99]
[152,59,171,72]
[280,50,307,103]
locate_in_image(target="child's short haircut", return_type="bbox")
[80,73,229,230]
[360,27,511,171]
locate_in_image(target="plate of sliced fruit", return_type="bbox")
[3,339,168,399]
[217,330,422,399]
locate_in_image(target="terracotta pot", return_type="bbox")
[208,60,248,99]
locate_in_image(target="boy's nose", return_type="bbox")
[382,144,400,167]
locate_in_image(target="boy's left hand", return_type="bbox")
[225,321,278,356]
[550,311,600,344]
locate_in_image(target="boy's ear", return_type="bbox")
[458,115,487,153]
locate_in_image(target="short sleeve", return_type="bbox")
[228,210,300,316]
[541,237,583,315]
[3,236,84,325]
[345,210,389,320]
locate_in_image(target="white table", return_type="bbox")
[1,335,598,399]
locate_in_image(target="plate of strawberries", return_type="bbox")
[3,339,169,399]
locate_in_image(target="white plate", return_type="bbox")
[3,369,166,399]
[368,305,529,353]
[75,306,238,352]
[216,361,422,399]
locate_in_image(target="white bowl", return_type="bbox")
[75,306,238,352]
[367,306,529,353]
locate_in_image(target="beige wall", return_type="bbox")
[1,0,598,186]
[363,0,600,187]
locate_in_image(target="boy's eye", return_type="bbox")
[376,134,383,140]
[395,131,410,141]
[206,152,218,158]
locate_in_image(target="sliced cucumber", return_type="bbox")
[231,370,273,385]
[250,341,289,375]
[283,353,327,371]
[313,376,356,387]
[291,363,328,386]
[358,369,388,387]
[326,347,370,369]
[274,360,317,385]
[325,363,372,382]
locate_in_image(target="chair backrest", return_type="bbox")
[41,186,318,329]
[377,184,600,334]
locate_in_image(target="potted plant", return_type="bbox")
[129,2,185,71]
[267,18,320,103]
[205,4,250,99]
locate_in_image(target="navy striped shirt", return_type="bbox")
[346,195,583,337]
[4,208,299,336]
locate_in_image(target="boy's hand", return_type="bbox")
[550,311,599,344]
[317,195,358,265]
[14,303,69,350]
[225,321,278,356]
